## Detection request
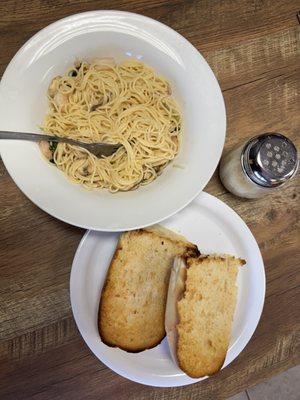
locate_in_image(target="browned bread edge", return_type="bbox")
[98,228,199,352]
[176,255,245,377]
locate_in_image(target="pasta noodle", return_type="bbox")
[41,59,181,192]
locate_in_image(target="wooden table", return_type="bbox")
[0,1,299,399]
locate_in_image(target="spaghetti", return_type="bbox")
[41,59,181,192]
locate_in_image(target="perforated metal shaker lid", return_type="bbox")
[241,133,298,188]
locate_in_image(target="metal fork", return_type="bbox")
[0,131,122,157]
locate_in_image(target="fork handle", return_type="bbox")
[0,130,58,142]
[0,130,121,157]
[0,130,82,147]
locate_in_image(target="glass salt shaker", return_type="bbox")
[219,133,298,199]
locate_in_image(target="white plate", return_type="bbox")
[0,11,226,231]
[70,192,265,387]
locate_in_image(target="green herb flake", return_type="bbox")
[49,141,58,153]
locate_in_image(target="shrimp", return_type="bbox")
[48,76,69,108]
[53,92,69,108]
[48,76,61,98]
[39,141,52,160]
[92,57,116,70]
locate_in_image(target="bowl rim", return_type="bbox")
[0,10,226,231]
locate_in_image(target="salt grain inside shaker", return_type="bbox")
[219,133,298,199]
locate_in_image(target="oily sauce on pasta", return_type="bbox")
[41,59,181,192]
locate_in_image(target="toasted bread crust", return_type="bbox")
[99,227,199,352]
[99,238,165,352]
[176,255,245,378]
[186,254,246,268]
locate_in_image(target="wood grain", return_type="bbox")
[0,0,299,399]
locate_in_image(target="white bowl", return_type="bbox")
[0,11,226,231]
